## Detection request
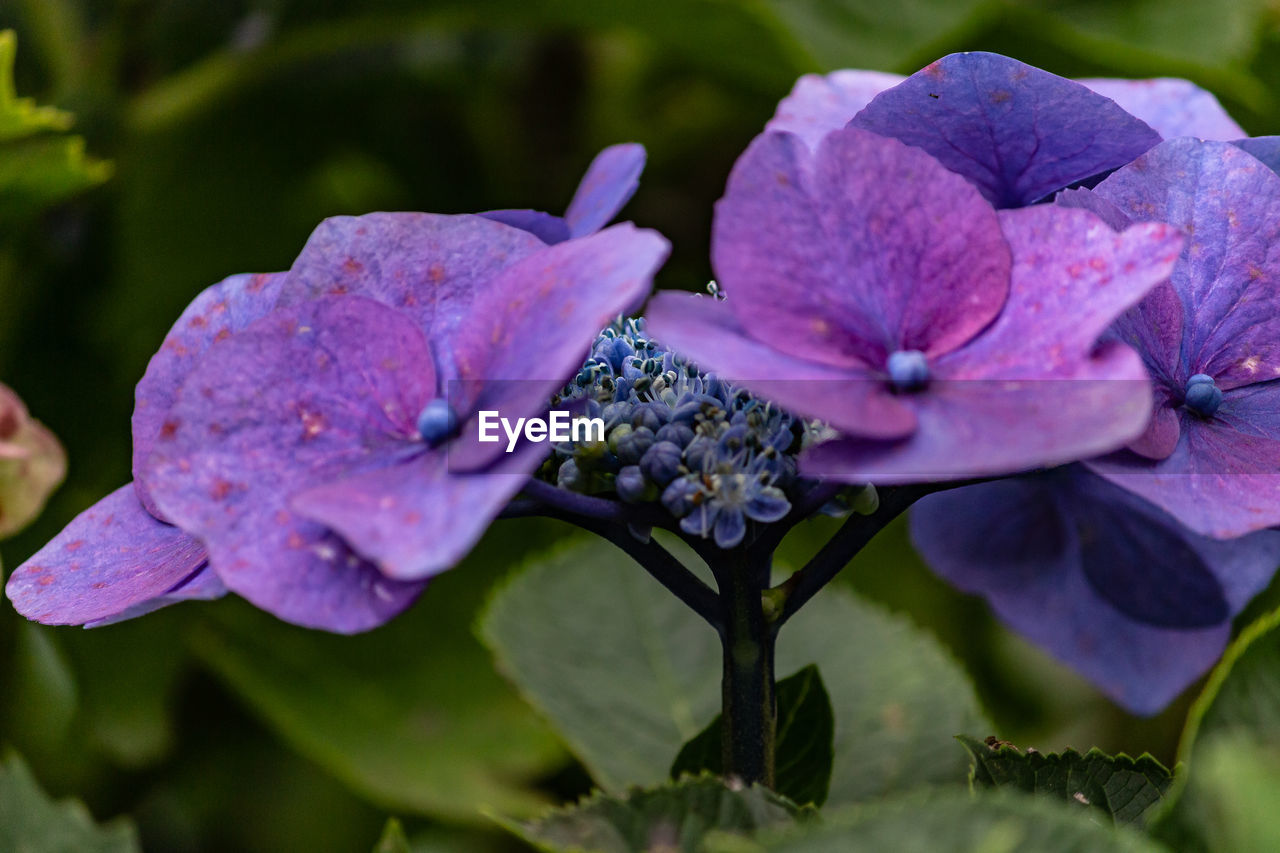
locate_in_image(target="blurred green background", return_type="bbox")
[3,0,1280,850]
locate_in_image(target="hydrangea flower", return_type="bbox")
[544,315,810,548]
[135,214,665,632]
[911,466,1280,714]
[1057,137,1280,538]
[7,147,664,632]
[0,382,65,538]
[769,52,1244,166]
[646,126,1183,484]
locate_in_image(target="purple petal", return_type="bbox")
[1094,138,1280,391]
[291,440,543,581]
[1128,403,1181,461]
[711,127,1010,370]
[801,342,1152,484]
[851,52,1160,208]
[643,292,916,439]
[910,470,1280,715]
[5,485,207,626]
[1088,381,1280,537]
[479,209,572,244]
[85,565,226,628]
[446,223,669,469]
[939,206,1183,381]
[277,212,546,385]
[1232,136,1280,175]
[1105,279,1185,391]
[766,69,904,151]
[132,272,285,519]
[144,296,435,632]
[1054,187,1134,232]
[564,143,646,238]
[806,206,1180,484]
[1080,78,1245,141]
[713,508,746,549]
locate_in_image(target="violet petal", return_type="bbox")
[132,272,285,519]
[5,485,207,626]
[851,52,1161,208]
[711,127,1010,369]
[144,295,435,632]
[1080,77,1245,141]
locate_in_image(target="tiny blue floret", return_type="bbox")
[417,399,460,447]
[1183,374,1223,417]
[887,349,930,391]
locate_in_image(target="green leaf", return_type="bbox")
[0,752,140,853]
[0,30,109,223]
[191,518,568,824]
[956,735,1171,826]
[1156,608,1280,848]
[498,775,805,853]
[704,788,1168,853]
[671,665,835,807]
[374,818,412,853]
[758,0,996,72]
[480,538,988,803]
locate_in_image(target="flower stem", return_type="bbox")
[715,548,777,787]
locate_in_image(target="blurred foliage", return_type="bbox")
[0,751,139,852]
[0,1,1277,850]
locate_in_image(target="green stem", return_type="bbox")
[716,548,776,787]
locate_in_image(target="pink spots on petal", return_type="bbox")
[287,531,305,548]
[1088,257,1108,272]
[38,575,55,586]
[342,257,363,273]
[92,582,108,589]
[64,539,84,552]
[428,264,446,283]
[1067,262,1084,278]
[188,314,208,329]
[210,479,234,501]
[403,511,422,524]
[214,328,232,343]
[299,408,327,441]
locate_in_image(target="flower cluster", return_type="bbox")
[544,314,809,548]
[8,50,1280,720]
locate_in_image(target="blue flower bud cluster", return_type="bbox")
[545,311,813,548]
